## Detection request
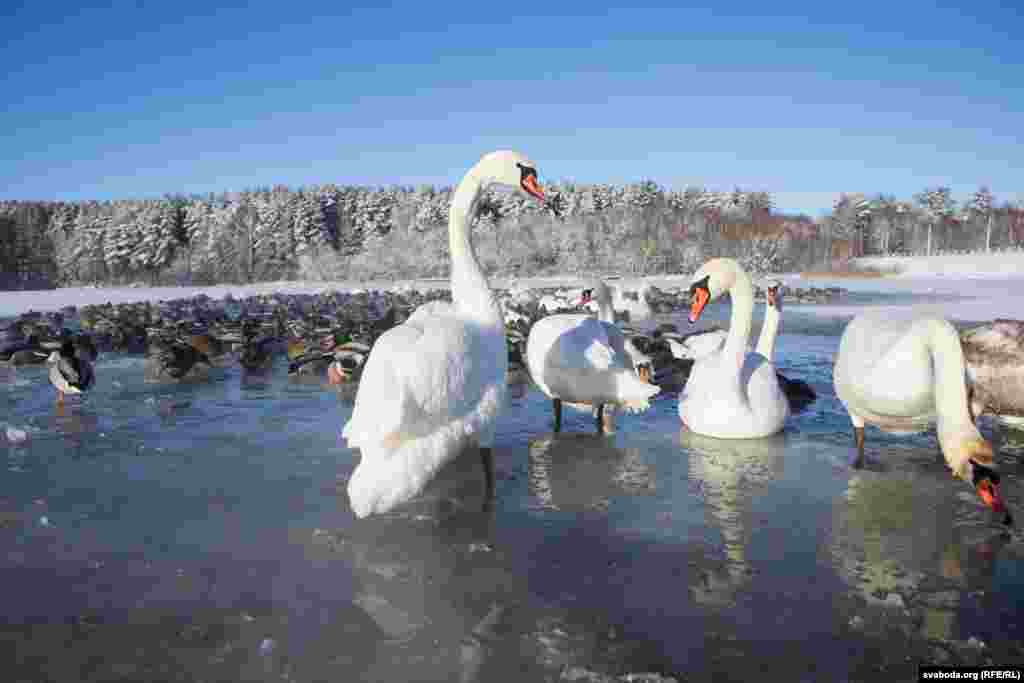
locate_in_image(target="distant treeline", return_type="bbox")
[1,183,1021,290]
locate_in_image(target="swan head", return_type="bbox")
[574,280,612,308]
[474,150,548,205]
[766,280,783,311]
[954,438,1013,526]
[687,258,739,324]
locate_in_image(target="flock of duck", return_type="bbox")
[3,150,1022,531]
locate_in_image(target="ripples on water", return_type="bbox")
[1,303,1022,681]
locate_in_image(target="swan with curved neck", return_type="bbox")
[668,279,782,362]
[677,258,789,438]
[755,281,782,359]
[525,279,659,433]
[834,312,1013,525]
[342,150,549,518]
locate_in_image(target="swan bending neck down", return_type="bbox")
[342,151,549,518]
[834,313,1013,526]
[677,258,790,438]
[525,279,659,434]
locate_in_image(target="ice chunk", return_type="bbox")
[5,426,28,443]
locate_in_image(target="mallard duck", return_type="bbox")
[181,326,226,364]
[286,336,332,377]
[47,339,95,403]
[144,335,212,382]
[239,334,277,371]
[72,332,99,363]
[1,334,50,366]
[327,341,371,384]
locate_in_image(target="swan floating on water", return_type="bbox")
[677,258,790,439]
[342,150,551,518]
[833,312,1013,526]
[525,279,659,433]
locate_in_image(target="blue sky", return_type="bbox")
[2,0,1021,215]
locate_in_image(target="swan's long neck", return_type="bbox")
[756,301,780,359]
[722,265,755,365]
[596,287,616,324]
[924,318,985,471]
[449,170,502,327]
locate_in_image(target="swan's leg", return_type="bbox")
[553,398,562,432]
[56,390,64,405]
[603,408,615,433]
[851,414,866,469]
[479,447,495,511]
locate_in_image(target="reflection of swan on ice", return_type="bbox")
[828,470,1011,641]
[527,434,655,512]
[325,511,675,682]
[681,430,788,605]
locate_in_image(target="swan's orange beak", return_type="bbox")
[689,287,710,324]
[973,462,1013,525]
[521,174,546,203]
[767,288,777,308]
[976,479,1013,525]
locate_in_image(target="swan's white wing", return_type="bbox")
[408,300,454,322]
[677,330,728,360]
[342,312,484,448]
[556,318,621,371]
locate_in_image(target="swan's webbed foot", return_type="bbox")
[479,447,495,512]
[553,398,562,433]
[853,426,865,469]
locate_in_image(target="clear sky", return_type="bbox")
[2,0,1021,215]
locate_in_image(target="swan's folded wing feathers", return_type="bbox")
[603,322,632,369]
[343,323,426,447]
[556,318,617,371]
[343,314,485,449]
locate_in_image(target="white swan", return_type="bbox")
[610,281,653,322]
[833,312,1013,525]
[342,150,550,518]
[666,280,781,362]
[677,258,789,438]
[525,279,660,433]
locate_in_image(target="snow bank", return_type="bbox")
[851,251,1024,278]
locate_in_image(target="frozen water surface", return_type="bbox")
[1,282,1023,681]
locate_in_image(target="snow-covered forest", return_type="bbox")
[2,183,1022,290]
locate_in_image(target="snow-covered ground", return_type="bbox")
[851,250,1024,277]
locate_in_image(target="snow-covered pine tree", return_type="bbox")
[967,186,995,252]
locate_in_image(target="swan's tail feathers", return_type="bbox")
[345,422,466,519]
